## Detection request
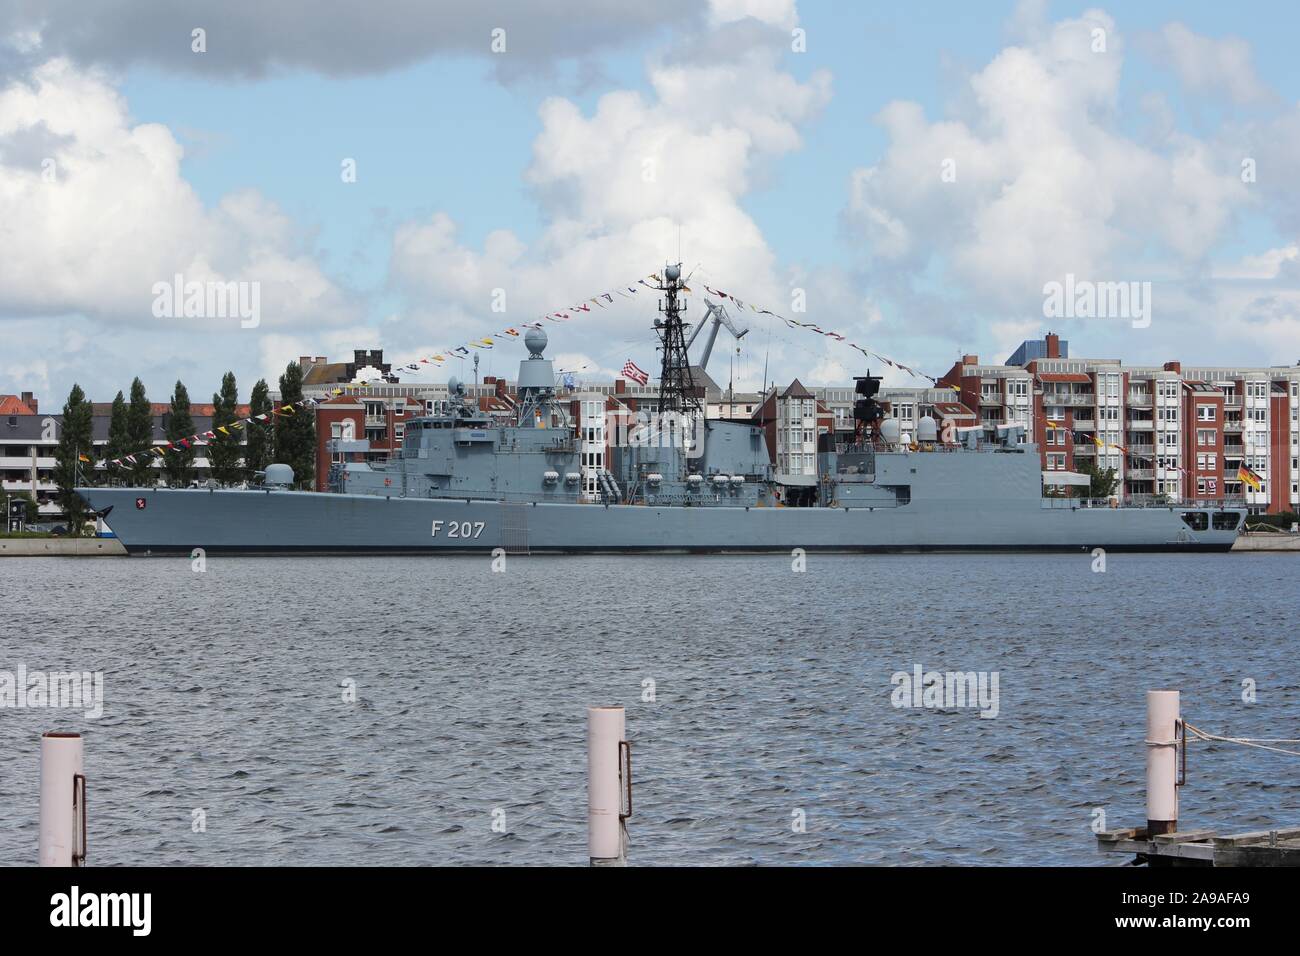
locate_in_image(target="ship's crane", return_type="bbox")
[686,297,749,373]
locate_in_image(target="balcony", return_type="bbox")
[1042,393,1095,407]
[364,414,387,428]
[1126,394,1153,407]
[1223,397,1243,407]
[1127,420,1154,431]
[1127,467,1154,480]
[1223,421,1244,432]
[2,479,55,491]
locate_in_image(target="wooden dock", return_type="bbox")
[1097,826,1300,866]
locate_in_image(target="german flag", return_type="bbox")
[1237,463,1263,491]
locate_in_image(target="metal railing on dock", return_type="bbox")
[1094,690,1300,867]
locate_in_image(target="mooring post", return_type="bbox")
[39,732,86,867]
[1145,690,1179,836]
[588,705,627,866]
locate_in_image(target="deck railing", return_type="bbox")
[1041,496,1246,510]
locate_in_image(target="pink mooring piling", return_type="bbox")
[39,732,86,867]
[587,706,626,864]
[1145,690,1180,836]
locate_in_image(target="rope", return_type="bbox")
[1183,721,1300,758]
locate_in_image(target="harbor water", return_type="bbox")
[2,552,1297,865]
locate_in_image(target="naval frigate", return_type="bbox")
[78,264,1245,554]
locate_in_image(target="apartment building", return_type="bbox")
[751,380,834,479]
[940,334,1300,512]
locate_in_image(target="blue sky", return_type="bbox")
[3,0,1299,404]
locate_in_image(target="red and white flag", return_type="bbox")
[622,360,649,385]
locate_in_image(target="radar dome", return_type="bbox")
[524,328,547,356]
[880,418,902,444]
[917,415,939,442]
[447,376,463,396]
[665,263,681,282]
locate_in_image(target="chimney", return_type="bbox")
[962,355,978,366]
[1045,333,1060,359]
[1163,361,1182,374]
[615,379,626,394]
[21,391,36,413]
[495,378,508,400]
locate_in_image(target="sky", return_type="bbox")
[2,0,1299,406]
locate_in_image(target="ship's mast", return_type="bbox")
[653,263,700,416]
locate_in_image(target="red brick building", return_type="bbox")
[314,394,423,490]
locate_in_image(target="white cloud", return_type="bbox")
[1151,22,1270,106]
[845,9,1249,323]
[0,58,359,331]
[1213,244,1299,281]
[707,0,798,31]
[387,39,832,384]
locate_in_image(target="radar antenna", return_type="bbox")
[853,372,885,442]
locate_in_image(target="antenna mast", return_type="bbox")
[653,263,700,417]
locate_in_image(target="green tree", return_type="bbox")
[245,378,273,481]
[1080,461,1120,499]
[275,362,315,489]
[126,377,155,487]
[105,390,129,483]
[52,384,94,534]
[208,371,242,485]
[163,380,196,487]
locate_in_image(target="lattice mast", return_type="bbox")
[653,263,700,417]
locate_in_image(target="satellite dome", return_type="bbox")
[880,418,902,444]
[447,376,463,396]
[525,328,547,356]
[917,415,939,442]
[665,263,681,282]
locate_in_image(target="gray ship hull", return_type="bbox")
[78,487,1242,555]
